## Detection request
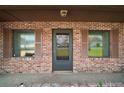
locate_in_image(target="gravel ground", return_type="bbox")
[18,82,124,87]
[0,72,124,87]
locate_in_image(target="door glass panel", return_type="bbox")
[56,33,69,60]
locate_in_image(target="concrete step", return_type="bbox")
[53,71,73,74]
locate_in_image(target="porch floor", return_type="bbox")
[0,72,124,87]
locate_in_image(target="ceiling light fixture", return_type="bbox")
[60,10,68,17]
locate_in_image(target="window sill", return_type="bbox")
[88,57,111,61]
[12,56,35,61]
[88,56,110,58]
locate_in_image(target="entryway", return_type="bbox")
[52,29,73,71]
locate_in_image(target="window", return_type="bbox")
[88,30,109,57]
[56,33,69,60]
[13,30,35,57]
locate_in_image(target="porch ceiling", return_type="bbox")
[0,5,124,22]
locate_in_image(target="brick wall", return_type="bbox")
[119,23,124,72]
[0,24,3,59]
[0,23,3,72]
[0,22,124,73]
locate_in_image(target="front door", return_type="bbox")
[52,29,73,71]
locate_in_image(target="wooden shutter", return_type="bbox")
[81,28,88,58]
[35,29,42,56]
[103,31,109,57]
[110,28,119,58]
[3,28,12,58]
[13,31,20,57]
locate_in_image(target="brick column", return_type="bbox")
[73,29,82,72]
[119,24,124,72]
[0,24,3,73]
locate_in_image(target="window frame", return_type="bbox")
[12,29,35,58]
[88,30,110,58]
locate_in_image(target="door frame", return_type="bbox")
[52,29,73,71]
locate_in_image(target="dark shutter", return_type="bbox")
[110,28,119,58]
[81,28,88,58]
[35,29,42,56]
[103,31,109,57]
[13,31,20,57]
[3,28,12,58]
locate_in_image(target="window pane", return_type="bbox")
[88,31,109,57]
[13,31,35,57]
[20,33,35,49]
[88,31,103,57]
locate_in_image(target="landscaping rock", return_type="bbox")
[31,83,41,87]
[41,83,51,87]
[51,83,60,87]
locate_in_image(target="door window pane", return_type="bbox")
[13,31,35,57]
[56,33,69,60]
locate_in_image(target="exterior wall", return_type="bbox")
[119,23,124,72]
[0,24,3,72]
[0,24,3,59]
[0,22,124,73]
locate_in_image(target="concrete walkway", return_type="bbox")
[0,72,124,87]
